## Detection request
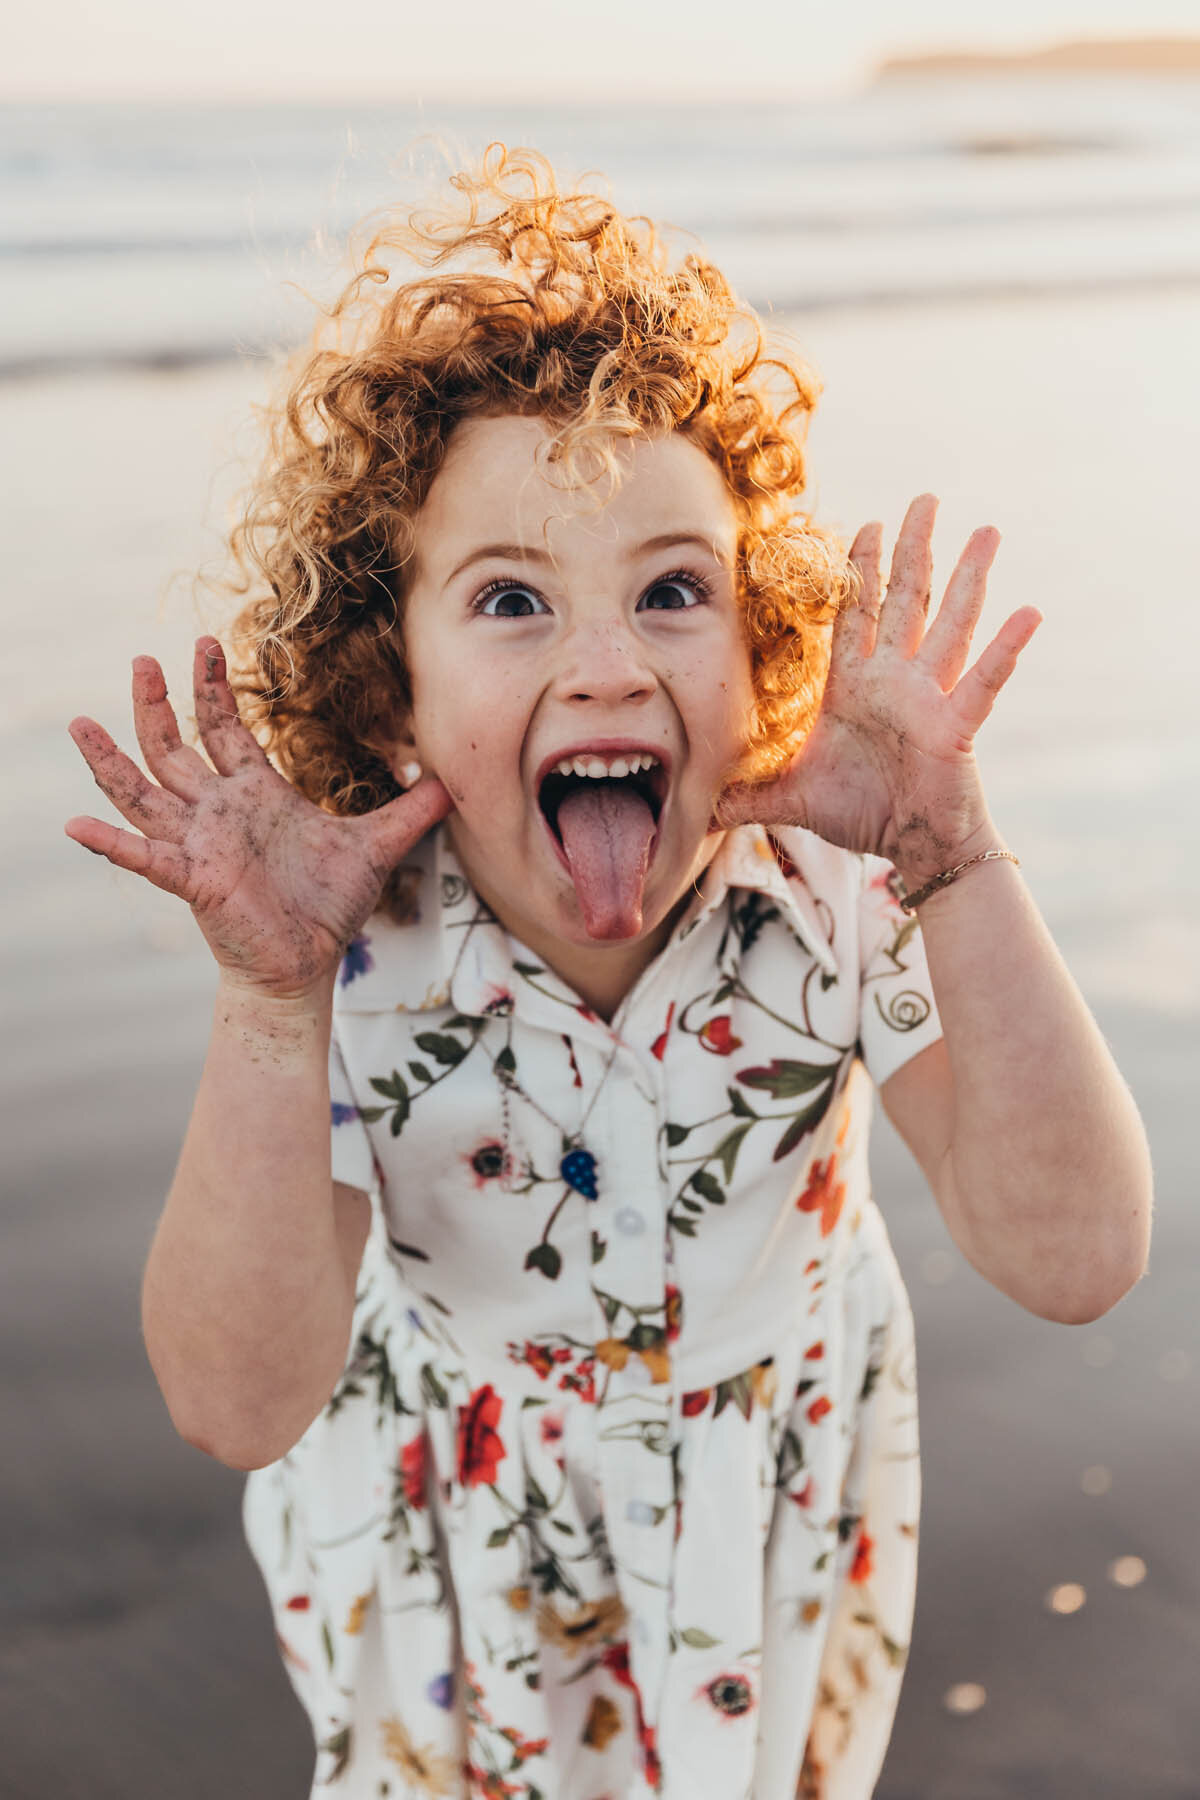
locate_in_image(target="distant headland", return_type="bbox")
[876,37,1200,77]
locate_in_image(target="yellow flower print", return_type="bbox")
[507,1584,532,1612]
[638,1343,671,1384]
[380,1715,461,1795]
[583,1692,624,1750]
[536,1593,628,1659]
[344,1592,372,1635]
[594,1336,630,1371]
[749,1360,778,1409]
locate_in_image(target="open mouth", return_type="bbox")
[538,752,668,849]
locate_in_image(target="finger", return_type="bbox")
[131,655,214,800]
[949,606,1042,737]
[192,637,268,778]
[362,773,455,870]
[835,521,884,662]
[918,526,1001,691]
[876,493,937,657]
[64,815,196,900]
[68,716,188,837]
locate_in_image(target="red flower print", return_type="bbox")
[703,1671,756,1717]
[466,1768,521,1798]
[508,1339,554,1380]
[681,1387,711,1416]
[790,1476,815,1509]
[284,1594,310,1611]
[551,1345,573,1362]
[698,1015,744,1055]
[539,1408,565,1461]
[465,1139,513,1188]
[795,1155,847,1238]
[576,1002,599,1022]
[807,1394,832,1424]
[850,1527,874,1584]
[601,1645,659,1787]
[457,1384,507,1487]
[481,984,515,1015]
[399,1431,428,1509]
[664,1284,683,1341]
[562,1034,583,1088]
[804,1340,825,1361]
[650,1002,676,1061]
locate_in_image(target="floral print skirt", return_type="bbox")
[243,1204,920,1800]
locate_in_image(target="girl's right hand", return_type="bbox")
[65,636,452,1000]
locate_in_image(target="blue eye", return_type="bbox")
[476,582,549,618]
[638,573,711,611]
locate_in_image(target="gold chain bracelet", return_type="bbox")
[898,848,1020,913]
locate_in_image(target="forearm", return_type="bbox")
[914,853,1152,1321]
[142,973,353,1467]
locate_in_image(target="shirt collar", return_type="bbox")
[332,820,838,1019]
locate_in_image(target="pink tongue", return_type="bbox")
[556,782,657,939]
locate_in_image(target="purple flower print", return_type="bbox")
[330,1102,359,1126]
[426,1670,455,1709]
[339,934,374,986]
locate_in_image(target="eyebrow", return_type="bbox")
[444,531,734,586]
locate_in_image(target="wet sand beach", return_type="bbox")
[3,288,1198,1798]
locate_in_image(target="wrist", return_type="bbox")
[890,810,1000,894]
[213,970,335,1062]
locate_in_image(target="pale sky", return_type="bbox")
[7,0,1199,101]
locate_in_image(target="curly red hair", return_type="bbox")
[225,145,853,913]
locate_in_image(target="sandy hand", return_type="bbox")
[65,637,452,998]
[715,495,1041,886]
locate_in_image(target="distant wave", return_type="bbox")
[6,263,1200,381]
[5,188,1200,259]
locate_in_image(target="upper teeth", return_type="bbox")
[553,753,661,779]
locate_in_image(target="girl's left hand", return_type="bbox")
[715,493,1042,887]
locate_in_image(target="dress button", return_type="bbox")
[625,1498,656,1525]
[615,1206,645,1236]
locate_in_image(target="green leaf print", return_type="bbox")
[713,1122,752,1182]
[368,1070,408,1100]
[321,1621,335,1668]
[772,1092,836,1162]
[495,1044,517,1074]
[414,1031,469,1066]
[407,1060,433,1084]
[488,1525,514,1548]
[591,1231,607,1264]
[525,1242,562,1280]
[664,1121,691,1147]
[525,1472,551,1513]
[736,1058,837,1100]
[690,1169,726,1206]
[512,960,545,977]
[727,1086,757,1119]
[679,1626,720,1648]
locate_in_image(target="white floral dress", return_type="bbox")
[243,821,943,1800]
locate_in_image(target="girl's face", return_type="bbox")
[394,414,757,1012]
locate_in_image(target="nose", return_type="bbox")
[553,617,658,707]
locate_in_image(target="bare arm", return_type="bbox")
[142,977,373,1468]
[879,864,1151,1322]
[718,496,1152,1322]
[67,639,448,1468]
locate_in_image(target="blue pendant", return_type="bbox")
[561,1147,598,1200]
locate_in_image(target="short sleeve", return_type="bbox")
[328,1024,377,1194]
[855,854,944,1088]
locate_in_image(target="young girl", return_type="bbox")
[65,148,1151,1800]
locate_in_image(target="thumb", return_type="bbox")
[364,774,455,868]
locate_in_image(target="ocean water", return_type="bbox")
[3,76,1200,371]
[3,84,1198,1014]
